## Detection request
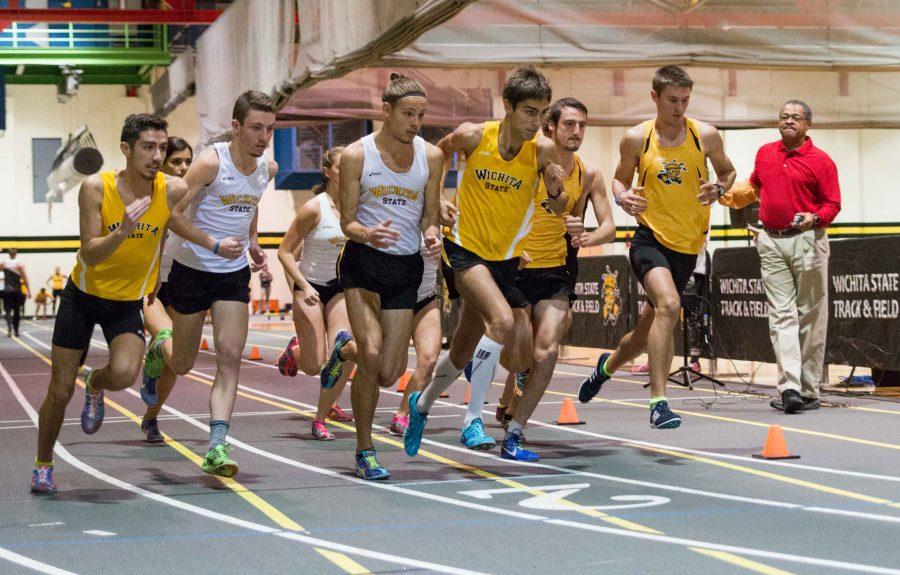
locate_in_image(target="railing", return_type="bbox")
[0,22,166,51]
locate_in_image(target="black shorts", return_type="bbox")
[629,226,697,296]
[337,241,423,310]
[443,238,528,309]
[440,260,460,301]
[52,281,144,350]
[414,293,437,316]
[298,280,343,307]
[166,260,251,315]
[52,288,63,299]
[155,282,173,308]
[516,266,576,307]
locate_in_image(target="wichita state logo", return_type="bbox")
[657,159,687,185]
[601,265,621,326]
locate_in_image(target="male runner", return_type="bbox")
[335,74,443,479]
[31,114,185,493]
[578,65,736,429]
[143,91,277,477]
[47,267,67,315]
[499,97,616,461]
[404,66,567,456]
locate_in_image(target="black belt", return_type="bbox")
[764,227,803,238]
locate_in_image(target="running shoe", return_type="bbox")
[501,430,539,462]
[514,369,530,397]
[311,419,334,440]
[460,418,496,450]
[689,361,702,373]
[327,405,353,422]
[629,362,650,374]
[650,401,682,429]
[30,465,57,494]
[320,330,353,389]
[201,443,238,477]
[141,418,164,443]
[403,391,428,456]
[141,328,172,406]
[388,414,408,436]
[277,336,300,377]
[579,352,611,404]
[80,369,104,434]
[355,449,390,480]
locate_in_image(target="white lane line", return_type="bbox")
[130,368,900,574]
[82,530,116,537]
[28,522,64,528]
[0,359,488,575]
[0,546,79,575]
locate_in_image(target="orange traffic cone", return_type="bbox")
[199,338,209,351]
[463,384,471,405]
[247,346,262,361]
[752,425,800,459]
[397,371,411,391]
[556,398,585,425]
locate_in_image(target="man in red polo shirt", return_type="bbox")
[721,100,841,414]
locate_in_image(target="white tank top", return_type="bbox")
[176,142,268,273]
[417,250,438,303]
[357,133,429,256]
[299,193,346,285]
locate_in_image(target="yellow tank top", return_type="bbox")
[72,171,170,301]
[636,117,710,255]
[524,154,585,269]
[51,274,64,290]
[447,120,540,261]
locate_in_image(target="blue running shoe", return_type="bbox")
[650,401,683,429]
[140,370,158,407]
[501,430,539,462]
[355,449,390,480]
[31,465,57,494]
[141,327,171,406]
[80,369,104,434]
[460,418,496,450]
[463,360,473,383]
[403,391,429,456]
[578,352,611,404]
[141,418,164,443]
[320,330,353,389]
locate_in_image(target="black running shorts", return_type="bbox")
[337,241,424,310]
[52,281,144,350]
[442,238,528,309]
[629,226,698,296]
[166,260,251,315]
[516,265,575,307]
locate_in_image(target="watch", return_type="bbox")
[714,183,726,198]
[812,213,820,227]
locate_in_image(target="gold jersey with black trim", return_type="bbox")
[524,153,585,269]
[635,117,710,255]
[71,171,170,301]
[446,120,540,261]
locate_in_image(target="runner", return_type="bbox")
[47,266,67,315]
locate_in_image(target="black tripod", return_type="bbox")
[644,292,726,390]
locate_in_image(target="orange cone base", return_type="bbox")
[752,453,800,460]
[247,346,263,360]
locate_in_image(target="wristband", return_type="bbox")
[213,239,220,255]
[613,193,622,207]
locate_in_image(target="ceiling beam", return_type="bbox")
[0,8,221,25]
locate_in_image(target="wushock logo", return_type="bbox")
[602,265,621,326]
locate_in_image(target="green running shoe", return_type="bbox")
[201,443,238,478]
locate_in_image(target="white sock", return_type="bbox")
[505,419,523,439]
[417,353,463,414]
[464,335,503,427]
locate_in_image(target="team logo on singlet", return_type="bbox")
[474,169,523,193]
[370,185,419,206]
[107,221,160,239]
[601,265,621,326]
[657,159,687,185]
[219,193,261,213]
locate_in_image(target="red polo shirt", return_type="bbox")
[749,137,841,230]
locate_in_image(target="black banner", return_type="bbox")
[709,246,775,363]
[566,256,638,349]
[826,236,900,370]
[710,236,900,370]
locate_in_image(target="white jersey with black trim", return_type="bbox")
[357,134,428,256]
[176,142,268,273]
[299,193,346,285]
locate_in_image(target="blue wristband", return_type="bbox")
[614,193,622,207]
[213,240,220,255]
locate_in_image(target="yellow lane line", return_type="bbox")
[689,548,798,575]
[13,337,368,575]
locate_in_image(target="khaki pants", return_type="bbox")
[757,228,829,398]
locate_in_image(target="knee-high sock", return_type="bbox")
[416,354,464,414]
[464,335,503,427]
